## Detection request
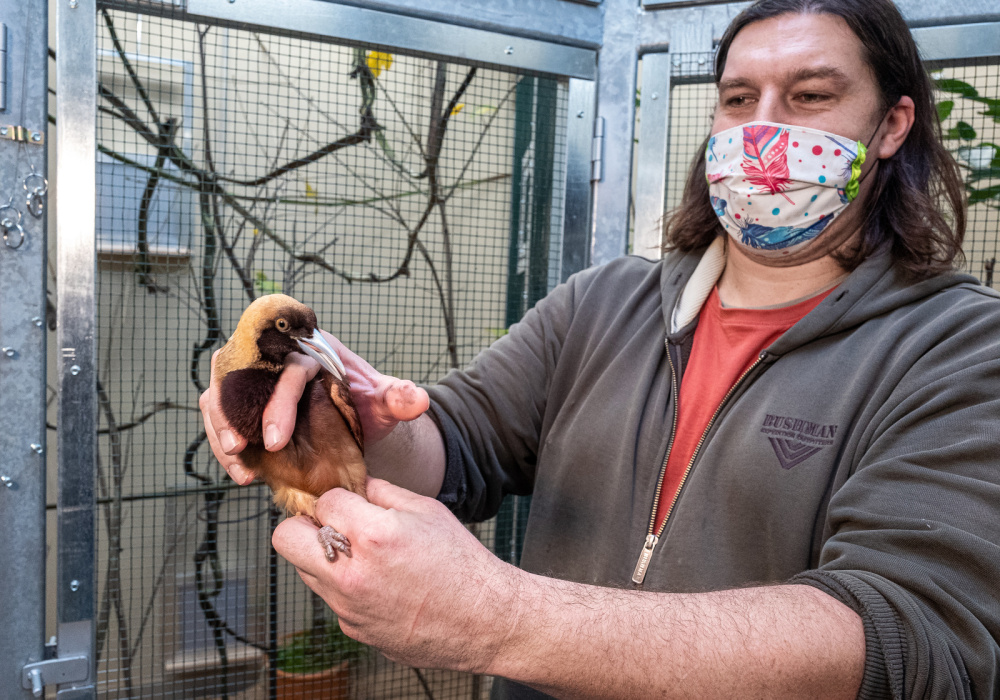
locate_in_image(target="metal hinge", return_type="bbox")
[22,654,89,697]
[0,124,44,145]
[590,116,605,182]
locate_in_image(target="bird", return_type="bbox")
[213,293,366,562]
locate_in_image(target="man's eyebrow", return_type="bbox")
[788,66,852,86]
[718,67,852,92]
[717,77,755,92]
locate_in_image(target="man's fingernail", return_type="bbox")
[220,429,239,454]
[265,423,282,449]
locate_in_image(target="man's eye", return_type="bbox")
[799,93,829,103]
[725,95,750,107]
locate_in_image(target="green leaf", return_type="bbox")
[936,100,954,122]
[375,130,396,161]
[254,270,282,294]
[934,78,979,99]
[276,621,369,674]
[966,166,1000,184]
[968,184,1000,205]
[945,121,977,141]
[976,99,1000,124]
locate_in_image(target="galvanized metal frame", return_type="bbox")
[148,0,599,80]
[49,0,597,694]
[55,0,98,695]
[914,21,1000,64]
[633,52,673,259]
[285,0,605,49]
[0,0,49,697]
[563,78,597,279]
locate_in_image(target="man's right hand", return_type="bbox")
[199,329,431,486]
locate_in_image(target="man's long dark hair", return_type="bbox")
[662,0,967,279]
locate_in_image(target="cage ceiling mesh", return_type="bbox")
[84,6,566,698]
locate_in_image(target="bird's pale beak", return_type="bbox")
[296,329,347,381]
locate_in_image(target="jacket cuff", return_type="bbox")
[426,398,467,514]
[792,570,906,700]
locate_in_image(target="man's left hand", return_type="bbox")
[273,478,522,672]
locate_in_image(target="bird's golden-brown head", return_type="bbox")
[215,294,319,378]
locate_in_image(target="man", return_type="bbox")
[201,0,1000,697]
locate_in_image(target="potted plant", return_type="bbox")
[276,593,370,699]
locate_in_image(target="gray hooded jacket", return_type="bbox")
[427,245,1000,699]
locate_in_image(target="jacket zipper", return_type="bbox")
[631,344,768,585]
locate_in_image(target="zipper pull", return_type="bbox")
[631,534,659,585]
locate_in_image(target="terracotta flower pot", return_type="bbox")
[275,659,351,700]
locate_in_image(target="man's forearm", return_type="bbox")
[364,413,446,498]
[491,576,866,700]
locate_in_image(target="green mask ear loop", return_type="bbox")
[845,141,867,202]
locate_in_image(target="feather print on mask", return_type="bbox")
[742,125,795,205]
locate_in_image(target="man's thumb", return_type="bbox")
[384,379,430,422]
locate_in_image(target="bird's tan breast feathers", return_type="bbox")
[240,376,367,518]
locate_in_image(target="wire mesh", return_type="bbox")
[660,57,1000,288]
[82,6,566,698]
[932,58,1000,289]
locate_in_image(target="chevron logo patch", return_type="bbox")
[760,414,838,470]
[767,438,822,470]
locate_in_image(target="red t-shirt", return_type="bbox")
[653,285,834,533]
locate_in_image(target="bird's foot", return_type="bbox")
[317,525,352,562]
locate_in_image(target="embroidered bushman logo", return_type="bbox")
[760,414,838,469]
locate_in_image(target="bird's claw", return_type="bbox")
[317,525,352,562]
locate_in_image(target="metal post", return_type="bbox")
[0,0,49,696]
[55,0,97,695]
[590,0,639,266]
[562,77,596,281]
[632,52,672,260]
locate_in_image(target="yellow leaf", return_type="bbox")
[367,51,394,78]
[450,103,465,116]
[305,180,319,214]
[253,228,259,237]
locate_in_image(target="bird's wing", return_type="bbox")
[320,369,364,454]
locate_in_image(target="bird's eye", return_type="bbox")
[276,318,289,332]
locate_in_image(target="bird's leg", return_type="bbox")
[317,524,352,562]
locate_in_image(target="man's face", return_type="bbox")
[711,12,891,267]
[713,12,882,144]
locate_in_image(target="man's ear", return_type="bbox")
[875,96,915,160]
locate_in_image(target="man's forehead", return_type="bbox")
[720,13,868,84]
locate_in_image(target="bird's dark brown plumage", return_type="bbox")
[215,294,367,526]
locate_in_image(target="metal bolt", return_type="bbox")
[69,579,80,592]
[28,668,43,697]
[576,110,585,118]
[2,347,15,358]
[31,443,43,455]
[1,476,13,488]
[69,0,78,7]
[651,92,659,100]
[504,46,514,55]
[31,316,43,327]
[70,364,81,375]
[697,56,706,65]
[31,132,41,142]
[0,127,7,136]
[672,56,682,67]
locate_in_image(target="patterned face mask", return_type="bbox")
[705,122,868,257]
